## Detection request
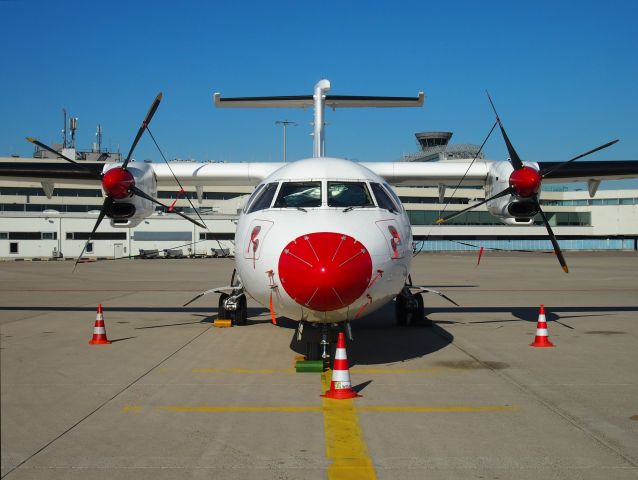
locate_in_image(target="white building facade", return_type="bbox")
[1,179,636,259]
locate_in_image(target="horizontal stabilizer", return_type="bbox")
[213,93,425,109]
[214,79,425,157]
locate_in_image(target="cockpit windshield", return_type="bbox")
[274,181,322,208]
[327,181,374,208]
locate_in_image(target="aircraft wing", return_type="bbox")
[155,158,638,187]
[0,159,103,185]
[2,157,638,189]
[151,162,284,186]
[362,161,490,186]
[0,158,285,187]
[364,159,638,187]
[536,160,638,183]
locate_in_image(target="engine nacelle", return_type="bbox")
[485,161,540,226]
[101,162,157,228]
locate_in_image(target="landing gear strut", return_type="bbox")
[320,324,330,360]
[300,322,339,369]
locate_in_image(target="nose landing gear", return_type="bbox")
[296,321,352,370]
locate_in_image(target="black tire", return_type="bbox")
[395,296,407,326]
[417,293,433,327]
[218,293,229,320]
[234,295,247,326]
[414,293,424,323]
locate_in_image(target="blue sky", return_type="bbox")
[1,0,637,187]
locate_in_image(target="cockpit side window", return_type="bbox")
[243,183,266,213]
[274,181,322,208]
[247,182,278,213]
[370,182,397,213]
[327,181,374,208]
[382,183,403,211]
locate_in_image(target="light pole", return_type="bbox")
[275,120,297,162]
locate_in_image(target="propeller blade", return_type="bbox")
[26,138,102,179]
[129,185,206,229]
[533,195,568,273]
[486,92,524,170]
[73,197,113,272]
[122,92,163,170]
[437,187,513,224]
[146,126,208,229]
[541,139,619,178]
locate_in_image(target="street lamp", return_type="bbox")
[275,120,298,162]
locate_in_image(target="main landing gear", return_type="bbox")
[218,292,247,326]
[395,286,430,327]
[218,269,248,326]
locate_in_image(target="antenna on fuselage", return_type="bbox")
[213,79,425,159]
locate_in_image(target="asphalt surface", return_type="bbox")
[1,252,637,479]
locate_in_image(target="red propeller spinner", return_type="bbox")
[508,166,541,198]
[278,232,372,312]
[101,167,135,199]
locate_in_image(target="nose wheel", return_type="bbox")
[395,287,427,327]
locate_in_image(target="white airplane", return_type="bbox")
[3,79,638,360]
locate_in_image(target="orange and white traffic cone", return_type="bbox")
[530,304,554,347]
[321,332,360,399]
[89,304,111,345]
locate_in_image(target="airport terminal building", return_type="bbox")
[1,132,637,259]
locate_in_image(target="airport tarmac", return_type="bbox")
[1,252,637,479]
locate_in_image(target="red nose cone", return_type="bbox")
[102,167,134,199]
[278,232,372,312]
[509,166,541,198]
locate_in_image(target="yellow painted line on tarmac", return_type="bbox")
[121,405,144,413]
[357,405,519,413]
[156,405,321,413]
[122,404,520,414]
[321,370,377,480]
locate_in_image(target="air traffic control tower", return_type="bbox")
[403,131,484,162]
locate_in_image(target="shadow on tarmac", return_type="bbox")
[348,303,453,366]
[285,303,454,366]
[2,305,636,318]
[428,306,634,326]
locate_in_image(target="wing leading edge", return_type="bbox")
[537,160,638,183]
